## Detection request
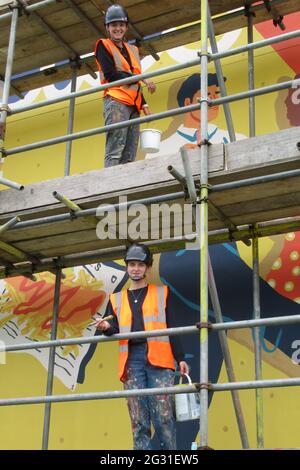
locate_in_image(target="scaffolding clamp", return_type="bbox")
[0,104,12,115]
[198,138,212,147]
[249,223,259,239]
[195,381,212,391]
[197,50,212,62]
[273,15,285,30]
[196,321,212,330]
[70,56,82,71]
[263,0,285,31]
[13,0,29,17]
[244,4,256,18]
[53,191,81,220]
[196,183,211,205]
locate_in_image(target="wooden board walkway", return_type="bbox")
[0,126,300,276]
[0,0,299,92]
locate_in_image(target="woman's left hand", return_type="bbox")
[144,80,156,94]
[142,105,151,116]
[179,361,189,376]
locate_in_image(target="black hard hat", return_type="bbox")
[124,244,153,266]
[104,4,129,25]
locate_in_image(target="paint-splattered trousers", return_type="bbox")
[103,96,140,167]
[123,342,176,450]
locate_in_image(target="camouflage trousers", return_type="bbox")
[103,96,140,167]
[123,342,177,450]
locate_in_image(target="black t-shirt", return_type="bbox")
[102,285,185,364]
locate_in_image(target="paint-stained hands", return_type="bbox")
[90,315,113,331]
[179,360,189,377]
[143,79,156,94]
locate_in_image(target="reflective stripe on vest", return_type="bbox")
[94,38,142,109]
[110,284,175,382]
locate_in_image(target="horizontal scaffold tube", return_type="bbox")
[0,378,300,407]
[5,166,300,233]
[211,28,300,61]
[0,385,197,407]
[9,28,300,116]
[0,0,57,22]
[2,217,300,278]
[2,219,300,278]
[2,325,198,353]
[6,77,300,156]
[5,104,200,155]
[211,378,300,392]
[9,191,185,230]
[213,78,300,106]
[212,168,300,192]
[11,58,201,115]
[2,314,300,353]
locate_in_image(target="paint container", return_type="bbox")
[175,373,200,421]
[140,128,162,153]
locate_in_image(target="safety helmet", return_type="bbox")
[124,244,153,266]
[104,4,129,25]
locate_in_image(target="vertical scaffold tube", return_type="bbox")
[208,256,250,449]
[199,0,209,448]
[0,6,19,174]
[207,7,236,142]
[64,65,78,176]
[247,9,256,137]
[42,268,62,450]
[252,235,264,448]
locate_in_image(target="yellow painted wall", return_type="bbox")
[1,18,300,450]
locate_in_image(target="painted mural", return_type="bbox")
[0,12,300,449]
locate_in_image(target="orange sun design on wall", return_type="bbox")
[0,269,106,358]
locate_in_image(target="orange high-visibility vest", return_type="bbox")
[110,284,175,382]
[95,38,142,110]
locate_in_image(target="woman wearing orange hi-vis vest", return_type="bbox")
[95,4,156,167]
[94,244,189,450]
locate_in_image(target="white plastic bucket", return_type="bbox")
[140,128,162,153]
[175,374,200,422]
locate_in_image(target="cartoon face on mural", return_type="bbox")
[145,72,246,160]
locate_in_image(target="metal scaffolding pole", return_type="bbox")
[212,167,300,192]
[252,234,264,448]
[207,255,249,449]
[3,311,300,354]
[5,102,201,156]
[207,6,236,142]
[0,384,198,407]
[64,65,78,176]
[4,217,300,277]
[0,0,57,22]
[11,58,201,116]
[7,27,300,117]
[246,8,256,137]
[199,0,209,448]
[0,377,300,408]
[0,5,18,167]
[212,77,300,107]
[211,28,300,61]
[42,268,62,450]
[6,23,300,105]
[5,76,300,157]
[0,177,24,190]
